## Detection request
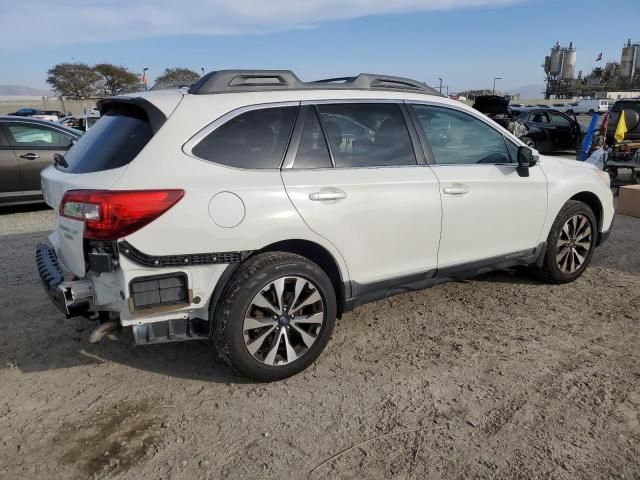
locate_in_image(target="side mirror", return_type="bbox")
[517,146,535,177]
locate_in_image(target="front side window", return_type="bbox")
[192,106,297,169]
[6,123,73,148]
[411,104,513,165]
[315,103,416,167]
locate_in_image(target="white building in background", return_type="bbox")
[595,91,640,100]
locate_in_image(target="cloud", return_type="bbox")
[2,0,520,49]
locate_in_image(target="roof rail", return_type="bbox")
[188,70,442,96]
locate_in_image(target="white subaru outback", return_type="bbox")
[37,70,614,381]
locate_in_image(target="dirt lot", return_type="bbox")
[1,206,639,480]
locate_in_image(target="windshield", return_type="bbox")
[60,105,153,174]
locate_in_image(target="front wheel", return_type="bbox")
[211,252,336,381]
[533,200,597,284]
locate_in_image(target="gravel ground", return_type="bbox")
[1,204,639,480]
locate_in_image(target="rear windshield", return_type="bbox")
[60,104,153,173]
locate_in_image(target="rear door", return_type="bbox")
[4,121,76,195]
[0,125,21,201]
[281,102,442,287]
[408,102,547,269]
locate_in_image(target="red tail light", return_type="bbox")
[60,190,184,240]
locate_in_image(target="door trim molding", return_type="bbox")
[343,243,545,311]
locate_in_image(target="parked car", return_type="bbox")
[0,116,81,206]
[57,112,101,132]
[552,103,569,112]
[565,99,608,116]
[607,98,640,144]
[37,70,614,381]
[474,96,583,154]
[7,108,64,122]
[511,108,583,153]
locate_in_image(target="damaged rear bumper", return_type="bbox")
[36,243,93,318]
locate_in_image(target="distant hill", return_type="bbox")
[0,85,52,96]
[506,84,545,99]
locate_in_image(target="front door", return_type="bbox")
[282,103,442,287]
[409,103,548,269]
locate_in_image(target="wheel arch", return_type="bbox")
[257,239,348,317]
[570,191,603,233]
[208,239,349,320]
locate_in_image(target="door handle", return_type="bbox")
[443,185,470,195]
[20,153,40,160]
[309,190,347,201]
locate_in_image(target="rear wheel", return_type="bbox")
[588,109,595,115]
[211,252,336,381]
[533,200,597,284]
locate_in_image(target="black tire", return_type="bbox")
[211,252,336,381]
[566,109,574,116]
[588,109,595,116]
[533,200,598,284]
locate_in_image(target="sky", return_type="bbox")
[1,0,639,92]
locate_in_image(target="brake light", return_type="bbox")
[60,190,184,240]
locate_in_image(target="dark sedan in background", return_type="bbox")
[473,95,583,154]
[0,116,81,206]
[511,107,583,154]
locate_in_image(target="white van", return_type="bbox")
[566,99,609,115]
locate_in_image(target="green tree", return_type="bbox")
[94,63,141,96]
[154,68,201,87]
[46,63,101,99]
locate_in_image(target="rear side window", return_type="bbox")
[192,106,297,169]
[62,104,153,174]
[316,103,416,168]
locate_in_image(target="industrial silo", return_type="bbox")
[561,42,576,80]
[621,39,635,79]
[549,43,563,76]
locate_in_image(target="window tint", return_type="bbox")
[6,123,73,148]
[293,108,332,169]
[412,104,513,165]
[549,111,570,126]
[316,103,416,167]
[62,105,153,174]
[192,106,296,169]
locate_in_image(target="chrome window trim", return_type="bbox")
[406,100,524,167]
[301,98,403,106]
[182,101,300,170]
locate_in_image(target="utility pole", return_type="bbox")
[438,77,443,94]
[493,76,502,94]
[201,67,205,77]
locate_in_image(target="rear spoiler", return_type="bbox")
[96,97,167,133]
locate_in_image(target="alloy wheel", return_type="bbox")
[243,276,325,366]
[556,214,592,274]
